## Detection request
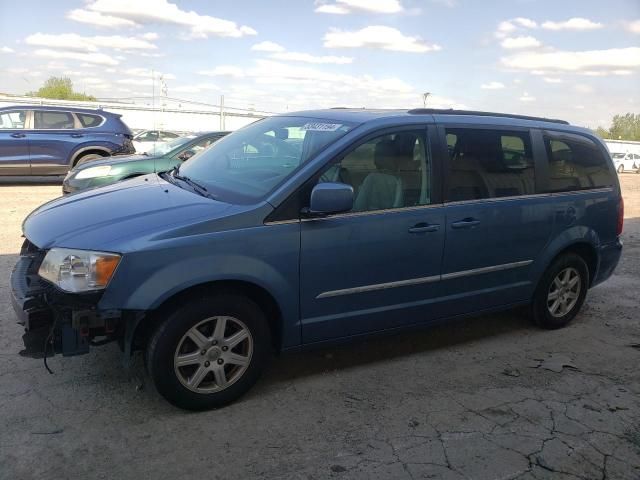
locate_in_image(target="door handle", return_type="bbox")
[71,134,84,138]
[408,222,440,233]
[10,133,26,138]
[451,218,481,229]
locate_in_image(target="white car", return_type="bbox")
[612,152,640,173]
[132,130,181,154]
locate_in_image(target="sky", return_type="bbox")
[0,0,639,127]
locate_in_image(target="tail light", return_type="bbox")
[616,196,624,236]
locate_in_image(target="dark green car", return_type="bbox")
[62,131,229,194]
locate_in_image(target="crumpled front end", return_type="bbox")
[11,239,123,359]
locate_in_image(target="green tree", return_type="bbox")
[594,126,610,139]
[28,76,96,101]
[608,113,640,141]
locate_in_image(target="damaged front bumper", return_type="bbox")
[11,239,123,359]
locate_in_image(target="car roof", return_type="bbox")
[0,105,113,115]
[280,108,591,134]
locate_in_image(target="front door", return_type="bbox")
[439,126,553,315]
[300,128,446,343]
[0,109,30,175]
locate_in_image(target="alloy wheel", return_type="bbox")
[173,316,253,393]
[547,267,581,318]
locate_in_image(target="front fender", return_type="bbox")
[98,223,301,347]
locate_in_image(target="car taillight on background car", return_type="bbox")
[617,197,624,236]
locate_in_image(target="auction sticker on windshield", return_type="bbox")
[301,122,343,132]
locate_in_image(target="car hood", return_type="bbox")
[73,153,161,170]
[23,174,238,251]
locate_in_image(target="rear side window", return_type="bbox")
[446,128,535,201]
[34,111,75,129]
[544,132,614,192]
[77,113,103,128]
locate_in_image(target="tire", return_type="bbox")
[617,165,624,174]
[146,291,270,410]
[531,253,589,329]
[75,152,106,166]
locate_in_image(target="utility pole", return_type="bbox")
[151,69,156,129]
[220,95,225,130]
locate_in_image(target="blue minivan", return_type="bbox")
[0,105,134,175]
[11,109,623,410]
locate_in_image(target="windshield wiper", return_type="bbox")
[169,167,217,200]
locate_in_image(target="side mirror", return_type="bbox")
[308,182,354,216]
[178,150,196,161]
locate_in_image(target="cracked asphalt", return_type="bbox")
[1,176,639,480]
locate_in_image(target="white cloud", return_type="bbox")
[315,0,403,14]
[251,41,285,52]
[543,77,562,83]
[66,8,137,27]
[323,26,441,53]
[116,78,156,86]
[196,59,464,111]
[625,20,640,34]
[495,17,537,38]
[519,92,535,102]
[33,49,119,66]
[122,68,175,79]
[513,17,537,29]
[481,81,505,90]
[500,36,541,49]
[251,41,352,64]
[172,83,219,93]
[501,47,640,72]
[25,32,157,52]
[269,51,353,64]
[542,18,603,31]
[199,66,246,78]
[1,46,14,53]
[76,0,257,39]
[575,84,594,94]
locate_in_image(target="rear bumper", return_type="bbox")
[593,237,623,287]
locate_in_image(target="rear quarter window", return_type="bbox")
[77,113,103,128]
[544,132,614,192]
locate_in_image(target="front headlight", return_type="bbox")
[75,165,112,179]
[38,248,121,293]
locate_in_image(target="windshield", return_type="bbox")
[178,116,356,203]
[149,136,193,156]
[612,153,626,159]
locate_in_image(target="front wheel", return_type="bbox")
[531,253,589,329]
[75,152,106,166]
[617,164,624,174]
[146,292,270,410]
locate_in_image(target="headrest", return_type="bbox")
[374,139,397,171]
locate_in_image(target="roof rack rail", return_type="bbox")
[407,108,569,125]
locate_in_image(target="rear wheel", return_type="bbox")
[146,292,270,410]
[617,164,624,173]
[531,253,589,329]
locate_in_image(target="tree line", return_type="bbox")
[595,114,640,142]
[27,76,96,102]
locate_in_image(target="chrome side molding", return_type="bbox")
[316,260,533,299]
